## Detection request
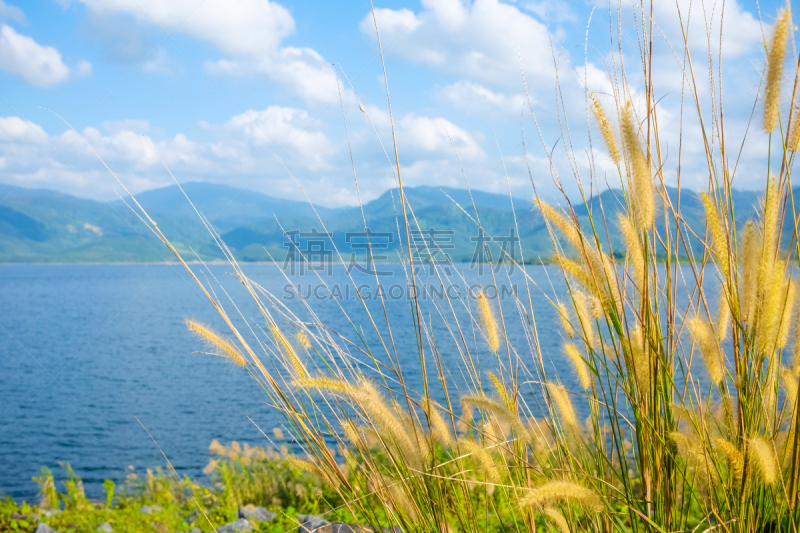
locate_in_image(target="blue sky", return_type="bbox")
[0,0,789,208]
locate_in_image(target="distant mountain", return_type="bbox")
[112,182,341,231]
[0,180,770,263]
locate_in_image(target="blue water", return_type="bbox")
[0,263,571,501]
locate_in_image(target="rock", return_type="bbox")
[35,525,60,533]
[139,505,152,515]
[42,510,62,517]
[96,522,113,532]
[151,504,162,512]
[299,514,331,533]
[188,529,201,533]
[217,518,253,533]
[238,505,275,523]
[185,509,200,524]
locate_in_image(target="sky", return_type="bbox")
[0,0,790,209]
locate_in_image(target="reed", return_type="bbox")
[98,1,800,530]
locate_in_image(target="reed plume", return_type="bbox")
[535,198,583,250]
[747,437,778,485]
[424,400,453,446]
[782,367,799,408]
[716,438,745,480]
[461,394,529,440]
[296,330,312,350]
[477,291,501,352]
[701,192,730,283]
[776,281,797,349]
[458,438,502,485]
[618,213,645,290]
[564,342,591,390]
[547,384,579,436]
[543,507,570,533]
[271,326,307,378]
[740,221,761,323]
[790,105,800,152]
[590,93,621,165]
[687,317,725,383]
[488,371,515,410]
[186,319,247,367]
[520,481,603,512]
[763,6,791,133]
[557,301,574,338]
[716,288,731,341]
[620,102,654,229]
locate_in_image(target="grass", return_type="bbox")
[35,0,800,532]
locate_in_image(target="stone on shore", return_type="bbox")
[238,505,275,523]
[217,518,254,533]
[299,514,331,533]
[96,522,113,532]
[35,525,60,533]
[139,505,152,515]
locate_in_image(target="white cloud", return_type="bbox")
[398,114,485,162]
[223,106,333,170]
[0,1,25,24]
[0,116,48,142]
[441,81,525,116]
[0,25,74,86]
[360,0,556,90]
[205,46,338,103]
[78,0,337,103]
[76,0,294,56]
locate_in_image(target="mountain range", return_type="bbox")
[0,181,774,263]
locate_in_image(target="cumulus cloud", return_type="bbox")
[76,0,294,55]
[441,81,525,117]
[77,0,337,103]
[0,25,82,87]
[360,0,556,89]
[0,1,25,24]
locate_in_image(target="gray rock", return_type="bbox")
[185,509,200,524]
[188,529,201,533]
[97,522,113,532]
[299,514,331,533]
[238,505,275,523]
[139,505,152,515]
[217,518,254,533]
[35,525,60,533]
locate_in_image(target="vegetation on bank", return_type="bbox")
[1,440,348,533]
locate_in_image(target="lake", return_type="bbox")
[0,262,570,501]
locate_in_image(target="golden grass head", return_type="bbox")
[618,213,645,291]
[590,93,621,165]
[747,437,778,485]
[701,192,730,282]
[271,326,307,378]
[556,301,574,339]
[543,507,570,533]
[687,317,724,383]
[296,330,312,350]
[520,480,603,513]
[564,342,591,390]
[186,319,247,367]
[546,384,579,435]
[764,5,791,133]
[620,102,654,229]
[740,221,761,323]
[477,291,501,352]
[716,438,744,480]
[458,438,502,486]
[534,198,582,250]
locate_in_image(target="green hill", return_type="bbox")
[0,181,770,264]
